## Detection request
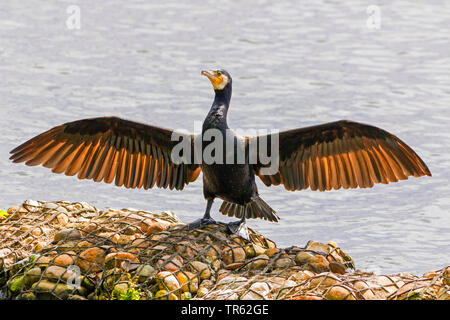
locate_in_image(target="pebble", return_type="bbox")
[53,229,82,243]
[222,246,246,265]
[76,247,107,273]
[249,254,269,270]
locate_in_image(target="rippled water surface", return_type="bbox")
[1,0,449,274]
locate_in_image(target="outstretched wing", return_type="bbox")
[9,117,201,190]
[250,120,431,191]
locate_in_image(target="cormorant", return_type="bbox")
[9,69,431,237]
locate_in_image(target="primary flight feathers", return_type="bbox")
[10,117,430,193]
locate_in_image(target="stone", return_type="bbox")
[104,252,139,270]
[222,246,246,265]
[275,257,295,269]
[156,271,181,292]
[32,280,74,299]
[7,275,24,294]
[242,282,270,300]
[139,219,169,235]
[33,242,45,253]
[325,286,356,300]
[308,254,330,272]
[444,267,450,286]
[188,261,211,280]
[197,287,209,298]
[353,280,376,299]
[76,247,106,273]
[136,265,156,283]
[176,271,198,293]
[309,274,340,288]
[295,251,314,265]
[56,213,69,226]
[53,229,82,243]
[329,261,346,274]
[305,240,330,254]
[265,248,280,258]
[24,267,42,288]
[225,262,245,270]
[54,253,75,267]
[43,266,76,282]
[156,254,184,272]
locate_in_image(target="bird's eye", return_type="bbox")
[217,71,222,76]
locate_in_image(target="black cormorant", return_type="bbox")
[9,69,431,237]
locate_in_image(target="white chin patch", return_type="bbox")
[215,74,228,90]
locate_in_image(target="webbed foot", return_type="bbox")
[188,217,217,230]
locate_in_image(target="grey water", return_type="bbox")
[0,0,449,275]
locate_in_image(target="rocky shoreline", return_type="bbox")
[0,200,448,300]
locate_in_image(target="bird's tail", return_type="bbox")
[219,197,279,222]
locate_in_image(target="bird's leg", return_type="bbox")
[188,199,216,230]
[227,210,249,240]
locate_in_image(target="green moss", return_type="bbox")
[111,283,141,300]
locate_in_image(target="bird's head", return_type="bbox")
[201,69,231,91]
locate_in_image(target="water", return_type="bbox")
[0,0,449,275]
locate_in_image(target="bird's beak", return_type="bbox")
[201,70,215,81]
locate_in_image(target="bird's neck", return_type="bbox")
[204,83,232,130]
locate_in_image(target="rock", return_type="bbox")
[53,229,82,243]
[136,264,156,283]
[225,262,245,270]
[176,271,198,293]
[20,292,37,300]
[56,213,69,226]
[139,219,169,235]
[353,280,376,299]
[24,267,42,288]
[112,283,129,298]
[329,261,346,274]
[175,241,196,259]
[7,275,24,294]
[156,254,183,272]
[156,271,181,292]
[32,280,74,299]
[23,200,41,212]
[197,287,209,298]
[325,286,356,300]
[289,271,311,282]
[188,261,211,280]
[295,251,314,265]
[241,282,271,300]
[308,254,330,272]
[31,228,42,237]
[104,252,139,270]
[33,242,45,253]
[265,248,280,258]
[154,290,168,300]
[444,267,450,286]
[275,257,295,269]
[222,246,246,265]
[76,247,106,273]
[253,244,266,256]
[68,294,87,300]
[249,254,270,270]
[43,266,77,282]
[54,253,75,267]
[309,274,340,288]
[305,240,330,254]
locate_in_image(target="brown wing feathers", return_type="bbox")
[255,120,431,192]
[9,117,200,191]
